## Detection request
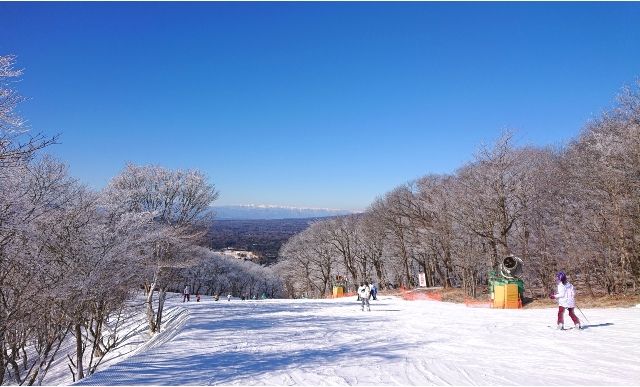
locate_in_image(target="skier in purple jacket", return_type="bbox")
[549,271,581,330]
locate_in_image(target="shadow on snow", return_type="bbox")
[76,299,422,385]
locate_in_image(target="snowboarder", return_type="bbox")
[196,292,201,302]
[214,294,220,301]
[357,282,371,311]
[183,285,190,302]
[549,271,581,330]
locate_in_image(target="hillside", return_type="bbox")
[209,218,320,265]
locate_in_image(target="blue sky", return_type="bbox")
[1,2,639,210]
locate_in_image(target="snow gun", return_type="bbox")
[500,255,523,279]
[489,255,525,309]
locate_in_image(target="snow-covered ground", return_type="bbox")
[41,299,188,386]
[63,295,639,386]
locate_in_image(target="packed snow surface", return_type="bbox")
[75,295,640,386]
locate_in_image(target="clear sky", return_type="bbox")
[1,2,639,210]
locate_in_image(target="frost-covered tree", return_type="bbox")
[277,222,338,298]
[559,82,640,294]
[0,157,152,384]
[0,157,79,385]
[277,81,640,298]
[0,55,56,167]
[183,249,282,299]
[102,164,219,333]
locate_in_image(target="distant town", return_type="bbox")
[213,248,260,262]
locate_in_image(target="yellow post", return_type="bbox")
[504,283,520,309]
[493,284,505,308]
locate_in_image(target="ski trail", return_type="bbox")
[76,296,640,386]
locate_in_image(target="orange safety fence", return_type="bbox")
[401,290,443,301]
[327,286,505,309]
[464,298,492,308]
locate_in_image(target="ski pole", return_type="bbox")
[575,304,590,324]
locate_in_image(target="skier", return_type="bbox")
[227,293,232,301]
[183,285,190,302]
[370,282,378,300]
[549,271,581,330]
[357,282,371,311]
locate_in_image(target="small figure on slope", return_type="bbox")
[370,282,378,301]
[183,285,190,302]
[357,282,371,312]
[549,271,581,330]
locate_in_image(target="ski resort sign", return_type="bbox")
[418,272,426,287]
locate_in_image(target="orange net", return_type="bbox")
[401,290,442,301]
[464,298,492,308]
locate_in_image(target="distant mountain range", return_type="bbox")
[212,205,359,220]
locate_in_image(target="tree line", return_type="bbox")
[0,55,282,385]
[276,82,640,300]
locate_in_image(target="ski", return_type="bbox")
[547,325,582,331]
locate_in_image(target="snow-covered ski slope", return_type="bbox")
[76,296,640,386]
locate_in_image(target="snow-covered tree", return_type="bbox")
[276,82,640,298]
[102,164,219,333]
[0,55,56,168]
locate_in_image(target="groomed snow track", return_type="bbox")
[74,296,640,386]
